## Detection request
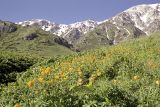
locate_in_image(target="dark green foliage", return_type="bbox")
[108,87,138,107]
[0,52,38,84]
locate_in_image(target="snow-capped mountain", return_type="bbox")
[109,3,160,35]
[17,3,160,46]
[71,3,160,50]
[17,19,98,37]
[17,19,68,36]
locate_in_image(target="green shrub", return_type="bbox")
[0,52,38,84]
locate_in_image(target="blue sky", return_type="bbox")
[0,0,159,24]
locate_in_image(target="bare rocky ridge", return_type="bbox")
[0,20,17,33]
[109,3,160,35]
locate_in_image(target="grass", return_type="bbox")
[0,21,74,57]
[0,32,160,106]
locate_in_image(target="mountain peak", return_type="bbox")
[69,20,97,29]
[110,3,160,34]
[17,3,160,38]
[126,3,160,12]
[17,19,98,36]
[17,19,57,26]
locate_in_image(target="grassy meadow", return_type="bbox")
[0,33,160,107]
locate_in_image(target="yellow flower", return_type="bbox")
[112,80,117,84]
[54,75,59,79]
[38,77,44,83]
[89,74,96,82]
[13,103,21,107]
[77,67,81,72]
[40,67,45,72]
[35,91,39,94]
[27,80,34,88]
[133,76,139,80]
[147,60,158,70]
[96,70,102,76]
[78,71,83,76]
[41,67,51,76]
[63,76,68,80]
[45,67,51,72]
[77,78,83,85]
[69,68,73,72]
[59,72,65,78]
[156,80,160,85]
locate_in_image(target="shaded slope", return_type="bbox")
[0,51,39,84]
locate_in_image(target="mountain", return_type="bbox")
[73,21,145,51]
[17,19,98,43]
[109,3,160,35]
[0,20,74,57]
[17,3,160,51]
[73,3,160,50]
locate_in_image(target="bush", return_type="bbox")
[0,52,38,84]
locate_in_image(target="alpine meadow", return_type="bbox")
[0,2,160,107]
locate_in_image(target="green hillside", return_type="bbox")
[1,32,160,106]
[0,20,74,57]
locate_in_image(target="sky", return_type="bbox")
[0,0,159,24]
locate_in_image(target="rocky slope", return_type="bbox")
[109,3,160,35]
[75,3,160,50]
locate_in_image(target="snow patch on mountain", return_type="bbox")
[17,19,98,37]
[97,19,109,24]
[17,3,160,38]
[109,3,160,34]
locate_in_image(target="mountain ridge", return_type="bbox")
[14,3,160,51]
[16,3,160,36]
